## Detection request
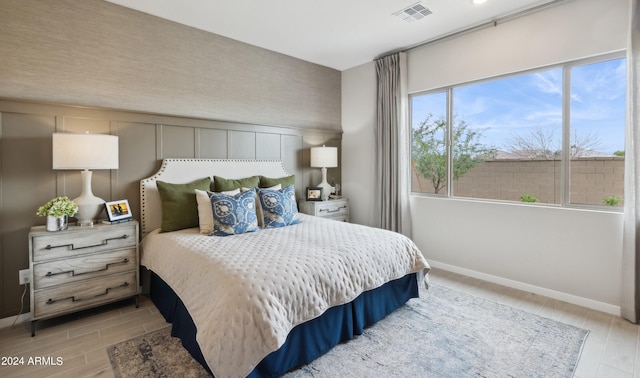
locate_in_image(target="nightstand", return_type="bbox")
[28,220,140,336]
[299,198,349,222]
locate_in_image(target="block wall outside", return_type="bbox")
[411,157,624,206]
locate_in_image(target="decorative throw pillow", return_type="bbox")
[195,188,239,234]
[209,189,259,236]
[259,175,295,189]
[257,184,300,228]
[213,175,260,192]
[254,184,280,228]
[157,177,211,232]
[197,185,280,232]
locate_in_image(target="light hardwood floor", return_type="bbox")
[0,268,638,377]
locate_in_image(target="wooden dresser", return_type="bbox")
[28,220,139,336]
[299,198,349,222]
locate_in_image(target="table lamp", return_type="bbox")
[52,132,119,226]
[310,145,337,201]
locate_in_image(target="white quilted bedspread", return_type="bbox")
[141,214,430,378]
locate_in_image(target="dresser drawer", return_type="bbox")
[32,224,137,262]
[33,248,137,290]
[315,200,349,217]
[33,271,137,319]
[323,213,349,222]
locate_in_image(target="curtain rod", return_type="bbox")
[377,0,573,59]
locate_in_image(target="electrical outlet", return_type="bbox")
[19,269,30,285]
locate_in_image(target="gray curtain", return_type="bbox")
[622,0,639,323]
[374,52,411,236]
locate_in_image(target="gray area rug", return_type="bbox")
[108,326,209,378]
[108,284,588,377]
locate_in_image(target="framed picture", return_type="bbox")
[306,187,323,201]
[105,199,133,222]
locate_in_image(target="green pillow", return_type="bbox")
[259,175,295,188]
[213,175,260,192]
[157,177,211,232]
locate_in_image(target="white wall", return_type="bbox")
[342,0,629,314]
[341,62,377,227]
[411,197,623,314]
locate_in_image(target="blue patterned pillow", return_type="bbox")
[257,185,300,228]
[208,189,258,236]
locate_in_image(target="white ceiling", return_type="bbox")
[104,0,559,71]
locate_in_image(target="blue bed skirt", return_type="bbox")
[149,271,419,377]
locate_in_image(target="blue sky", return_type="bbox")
[411,58,627,154]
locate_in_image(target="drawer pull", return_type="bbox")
[45,258,130,278]
[45,234,129,251]
[319,206,347,214]
[45,282,130,305]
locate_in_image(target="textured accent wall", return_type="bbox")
[0,99,341,320]
[0,0,341,130]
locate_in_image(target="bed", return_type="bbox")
[139,159,430,377]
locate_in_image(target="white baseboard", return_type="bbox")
[0,312,31,330]
[429,260,621,316]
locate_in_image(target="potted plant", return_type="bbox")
[36,196,79,231]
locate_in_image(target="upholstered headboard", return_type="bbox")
[139,159,290,237]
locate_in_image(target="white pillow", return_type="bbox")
[258,184,281,191]
[195,188,239,234]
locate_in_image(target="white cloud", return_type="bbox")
[532,71,562,96]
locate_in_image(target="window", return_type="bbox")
[411,54,626,208]
[411,91,448,194]
[569,59,626,206]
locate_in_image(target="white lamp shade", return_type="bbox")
[52,133,119,170]
[310,146,338,168]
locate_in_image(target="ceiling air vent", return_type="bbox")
[393,2,432,22]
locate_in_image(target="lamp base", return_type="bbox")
[73,170,105,227]
[74,203,104,227]
[76,218,95,228]
[316,167,334,201]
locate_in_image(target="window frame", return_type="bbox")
[409,51,626,211]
